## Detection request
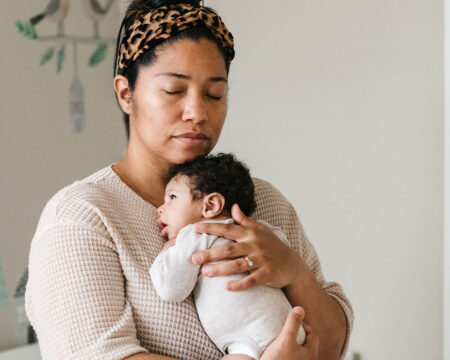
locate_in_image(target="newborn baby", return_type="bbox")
[149,153,305,360]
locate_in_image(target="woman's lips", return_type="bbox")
[176,137,207,146]
[174,132,208,146]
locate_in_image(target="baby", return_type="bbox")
[149,153,305,360]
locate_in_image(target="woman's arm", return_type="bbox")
[191,203,352,360]
[26,223,148,359]
[283,250,347,360]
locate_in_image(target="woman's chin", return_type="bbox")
[173,148,211,164]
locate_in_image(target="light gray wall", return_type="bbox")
[0,0,126,351]
[0,0,444,359]
[207,1,443,359]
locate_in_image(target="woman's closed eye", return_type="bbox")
[207,94,222,100]
[163,90,183,95]
[162,89,223,100]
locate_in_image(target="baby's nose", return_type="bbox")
[157,205,163,214]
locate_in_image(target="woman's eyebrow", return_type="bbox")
[155,72,227,83]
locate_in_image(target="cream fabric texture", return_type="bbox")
[25,165,353,360]
[150,218,306,359]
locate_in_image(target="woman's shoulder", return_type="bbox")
[251,177,299,226]
[252,177,293,212]
[35,165,120,235]
[252,177,310,256]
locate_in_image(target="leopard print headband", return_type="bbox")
[117,4,235,75]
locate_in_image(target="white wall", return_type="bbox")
[444,1,450,359]
[0,0,126,351]
[207,1,443,359]
[0,0,444,359]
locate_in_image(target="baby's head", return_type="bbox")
[157,153,256,240]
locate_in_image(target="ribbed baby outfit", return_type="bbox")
[150,218,306,360]
[25,164,353,360]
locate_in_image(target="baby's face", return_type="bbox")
[157,175,204,240]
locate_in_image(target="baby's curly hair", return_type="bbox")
[167,153,256,216]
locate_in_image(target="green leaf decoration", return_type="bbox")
[15,20,24,33]
[57,46,65,73]
[27,23,38,40]
[40,47,55,66]
[89,43,107,67]
[15,21,38,40]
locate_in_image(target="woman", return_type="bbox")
[25,1,353,359]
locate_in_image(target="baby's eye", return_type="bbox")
[169,194,177,200]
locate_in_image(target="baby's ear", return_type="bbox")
[202,193,226,218]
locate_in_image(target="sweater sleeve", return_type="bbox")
[25,222,148,360]
[149,225,209,302]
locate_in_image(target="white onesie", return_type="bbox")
[149,218,306,359]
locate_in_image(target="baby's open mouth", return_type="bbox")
[157,220,168,238]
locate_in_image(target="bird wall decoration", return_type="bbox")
[82,0,116,38]
[29,0,70,37]
[15,0,117,134]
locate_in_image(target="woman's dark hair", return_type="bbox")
[167,153,256,217]
[114,0,231,139]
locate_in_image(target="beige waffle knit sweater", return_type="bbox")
[25,165,353,360]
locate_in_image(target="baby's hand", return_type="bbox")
[161,238,176,252]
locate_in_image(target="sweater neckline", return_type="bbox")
[107,163,158,213]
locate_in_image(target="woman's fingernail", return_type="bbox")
[293,306,304,316]
[203,267,211,276]
[193,254,202,263]
[195,223,203,232]
[227,283,233,291]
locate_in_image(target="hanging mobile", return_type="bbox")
[15,0,116,134]
[70,41,85,133]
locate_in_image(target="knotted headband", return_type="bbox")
[117,4,235,75]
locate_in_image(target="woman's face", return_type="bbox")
[122,38,229,166]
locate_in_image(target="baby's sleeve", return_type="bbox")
[149,225,209,302]
[256,219,291,247]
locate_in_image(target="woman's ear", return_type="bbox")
[201,193,226,218]
[114,75,132,115]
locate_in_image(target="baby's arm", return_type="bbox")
[150,225,210,302]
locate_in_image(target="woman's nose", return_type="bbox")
[182,93,207,124]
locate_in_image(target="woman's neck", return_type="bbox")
[112,146,170,208]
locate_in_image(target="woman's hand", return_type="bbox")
[261,307,319,360]
[191,204,305,291]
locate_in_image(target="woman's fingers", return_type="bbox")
[231,203,260,228]
[302,324,319,354]
[304,330,320,353]
[280,307,305,341]
[194,222,248,242]
[201,256,253,277]
[192,238,250,265]
[226,270,264,291]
